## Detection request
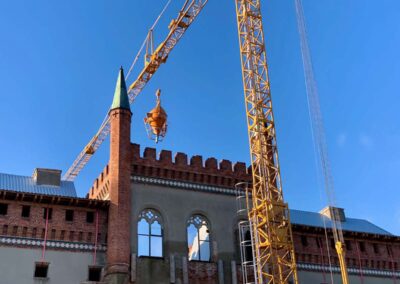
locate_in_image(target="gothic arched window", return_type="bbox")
[138,209,163,257]
[187,215,210,261]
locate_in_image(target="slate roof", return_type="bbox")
[0,173,77,197]
[290,209,392,236]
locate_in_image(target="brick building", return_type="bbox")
[0,68,399,284]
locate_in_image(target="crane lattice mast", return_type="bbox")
[235,1,298,283]
[63,0,208,181]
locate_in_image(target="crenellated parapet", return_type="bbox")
[88,144,252,199]
[88,165,110,200]
[130,143,252,189]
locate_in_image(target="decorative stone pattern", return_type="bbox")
[0,235,106,252]
[297,263,400,278]
[132,176,238,196]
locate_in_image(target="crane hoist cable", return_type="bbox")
[294,0,349,283]
[126,0,172,80]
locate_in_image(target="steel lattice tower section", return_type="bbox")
[234,1,298,283]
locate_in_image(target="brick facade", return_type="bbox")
[293,227,400,272]
[0,190,108,248]
[88,144,252,200]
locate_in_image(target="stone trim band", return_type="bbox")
[0,236,107,252]
[297,263,400,278]
[131,176,239,196]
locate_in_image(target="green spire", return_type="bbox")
[110,67,131,111]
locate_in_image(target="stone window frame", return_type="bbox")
[187,214,211,262]
[137,208,164,258]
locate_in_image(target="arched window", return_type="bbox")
[137,209,163,257]
[187,215,210,261]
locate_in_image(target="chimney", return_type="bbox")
[33,168,62,186]
[320,206,346,222]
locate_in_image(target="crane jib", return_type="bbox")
[63,0,209,181]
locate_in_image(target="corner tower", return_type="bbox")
[104,67,132,283]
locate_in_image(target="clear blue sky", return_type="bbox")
[0,0,399,235]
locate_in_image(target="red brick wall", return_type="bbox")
[0,200,108,244]
[188,261,218,284]
[88,165,110,200]
[106,108,132,269]
[130,143,252,188]
[293,229,400,271]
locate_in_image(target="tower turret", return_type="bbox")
[104,67,132,284]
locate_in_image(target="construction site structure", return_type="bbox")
[234,1,298,283]
[63,0,208,182]
[144,89,168,143]
[61,0,299,282]
[294,0,349,283]
[59,1,360,283]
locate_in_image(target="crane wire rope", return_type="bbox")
[125,0,173,80]
[63,0,207,181]
[295,0,347,283]
[96,0,173,142]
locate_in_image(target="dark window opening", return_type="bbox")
[87,232,93,243]
[60,230,65,240]
[22,227,28,237]
[21,205,31,218]
[65,210,74,222]
[88,266,102,281]
[345,240,352,251]
[51,229,56,239]
[330,239,336,249]
[43,208,52,220]
[301,235,308,247]
[373,243,379,254]
[86,211,95,223]
[359,241,366,252]
[0,203,8,215]
[387,245,392,256]
[2,225,8,235]
[316,237,322,248]
[34,262,49,278]
[32,228,37,238]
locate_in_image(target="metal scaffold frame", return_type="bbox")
[234,1,298,283]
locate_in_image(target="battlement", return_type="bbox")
[130,144,252,188]
[88,144,252,199]
[88,165,110,200]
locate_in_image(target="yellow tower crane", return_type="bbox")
[64,1,300,283]
[235,1,298,283]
